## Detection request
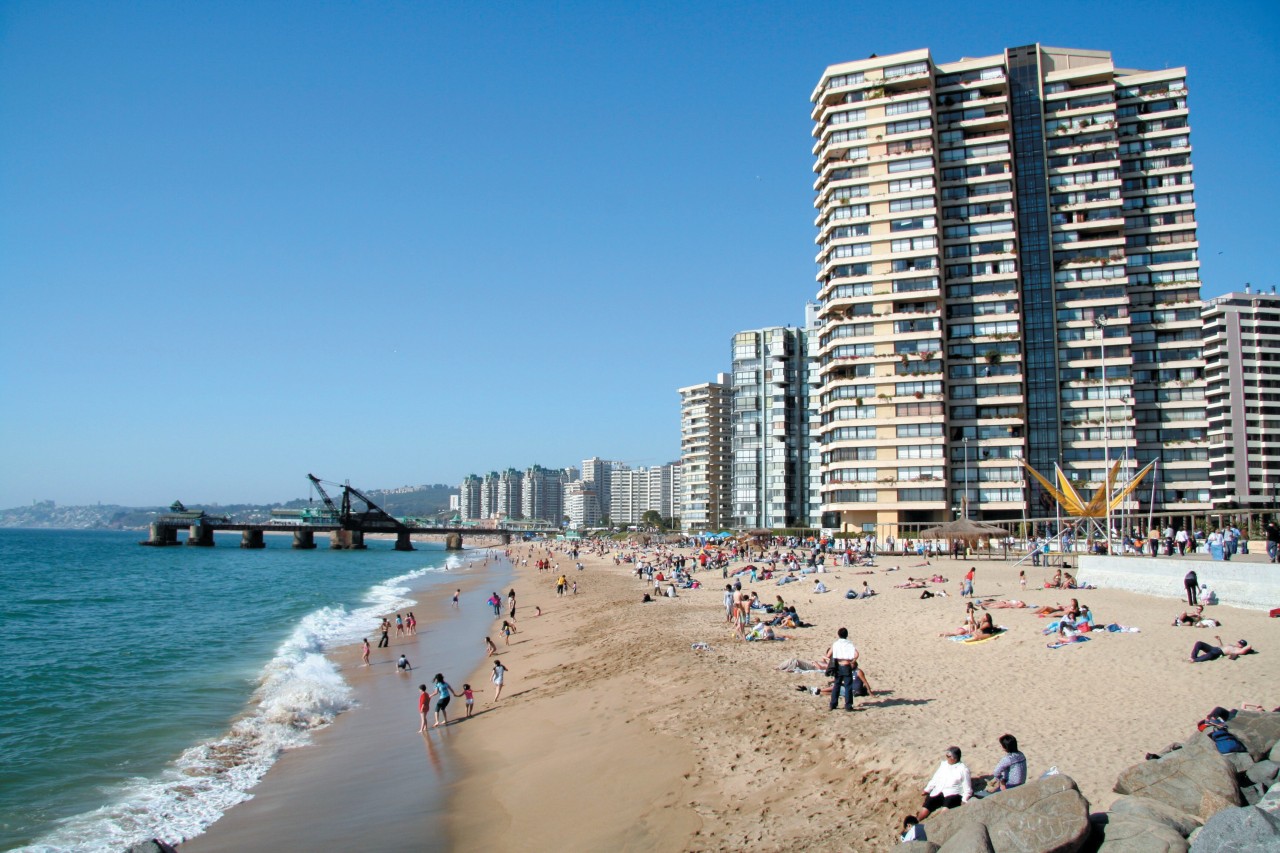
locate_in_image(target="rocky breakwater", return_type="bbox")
[899,710,1280,853]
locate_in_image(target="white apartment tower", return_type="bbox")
[581,457,623,523]
[458,474,483,520]
[811,45,1209,534]
[1204,287,1280,510]
[730,323,820,529]
[680,375,733,531]
[521,465,564,525]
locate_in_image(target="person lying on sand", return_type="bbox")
[896,580,928,589]
[983,600,1028,609]
[1173,605,1206,626]
[1189,637,1253,663]
[1033,604,1066,617]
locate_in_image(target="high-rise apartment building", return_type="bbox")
[680,375,733,532]
[521,465,564,525]
[458,474,483,520]
[581,457,623,522]
[494,468,523,520]
[730,320,821,529]
[810,45,1209,534]
[1204,287,1280,510]
[610,463,680,526]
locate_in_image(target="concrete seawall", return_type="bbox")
[1078,554,1279,612]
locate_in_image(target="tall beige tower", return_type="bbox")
[810,45,1208,536]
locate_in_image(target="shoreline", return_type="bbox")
[181,548,511,851]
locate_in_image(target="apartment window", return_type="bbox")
[828,108,867,126]
[896,380,942,396]
[886,117,932,135]
[897,444,944,459]
[893,257,938,272]
[824,426,877,442]
[884,61,929,79]
[828,128,868,144]
[888,156,933,174]
[898,466,943,481]
[943,220,1014,239]
[893,276,939,293]
[826,489,879,503]
[898,488,945,502]
[885,98,931,116]
[827,71,865,88]
[829,242,872,259]
[888,176,934,193]
[897,423,943,438]
[828,204,870,221]
[891,236,937,252]
[890,196,935,212]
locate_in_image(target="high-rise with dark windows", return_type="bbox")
[810,45,1209,536]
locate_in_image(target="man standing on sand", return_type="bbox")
[377,618,391,648]
[1266,521,1280,564]
[828,627,859,712]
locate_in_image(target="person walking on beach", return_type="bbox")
[378,618,391,648]
[489,592,501,616]
[452,589,460,609]
[463,684,477,717]
[362,638,371,666]
[395,613,405,637]
[485,636,497,656]
[501,620,514,646]
[961,566,975,598]
[507,589,517,621]
[491,659,508,702]
[428,674,456,728]
[406,612,417,635]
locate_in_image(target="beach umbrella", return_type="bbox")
[917,518,1009,542]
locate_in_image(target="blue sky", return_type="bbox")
[1,1,1276,507]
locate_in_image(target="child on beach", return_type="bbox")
[418,684,430,732]
[485,636,497,656]
[362,638,370,666]
[463,684,477,717]
[452,589,460,609]
[491,660,508,701]
[501,621,514,645]
[397,654,412,672]
[1019,570,1026,591]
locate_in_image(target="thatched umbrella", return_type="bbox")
[917,518,1009,542]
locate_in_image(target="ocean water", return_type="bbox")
[0,528,503,852]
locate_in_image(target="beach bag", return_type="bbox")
[1207,727,1247,754]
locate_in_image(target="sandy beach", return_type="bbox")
[184,541,1277,852]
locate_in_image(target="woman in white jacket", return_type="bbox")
[916,746,973,821]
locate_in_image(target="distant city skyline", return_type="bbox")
[2,1,1275,507]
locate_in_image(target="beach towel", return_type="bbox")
[963,630,1005,645]
[1047,637,1091,649]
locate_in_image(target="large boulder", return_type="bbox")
[1223,711,1280,761]
[1245,760,1278,787]
[923,774,1090,852]
[1188,804,1280,852]
[1114,746,1242,819]
[1096,814,1189,853]
[938,821,994,853]
[1107,795,1203,837]
[900,843,940,853]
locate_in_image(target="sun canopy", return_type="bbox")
[918,518,1010,541]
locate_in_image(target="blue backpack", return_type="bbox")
[1207,727,1247,754]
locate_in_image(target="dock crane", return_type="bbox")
[306,474,406,531]
[306,474,342,518]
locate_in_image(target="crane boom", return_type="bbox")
[306,474,342,517]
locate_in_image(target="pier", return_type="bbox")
[140,476,558,551]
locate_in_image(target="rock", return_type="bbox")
[1097,814,1189,853]
[126,842,178,853]
[1271,740,1280,764]
[1245,760,1278,786]
[1224,711,1280,761]
[1241,783,1265,806]
[900,842,940,853]
[1114,746,1242,819]
[937,821,994,853]
[1224,753,1254,774]
[923,774,1090,852]
[1188,804,1280,852]
[1108,795,1203,837]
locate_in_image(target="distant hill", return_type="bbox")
[0,485,458,530]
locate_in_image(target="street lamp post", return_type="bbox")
[963,436,970,520]
[1095,316,1112,552]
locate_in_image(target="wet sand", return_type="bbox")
[182,552,510,852]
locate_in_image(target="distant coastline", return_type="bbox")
[0,484,459,531]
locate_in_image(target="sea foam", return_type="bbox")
[14,551,487,852]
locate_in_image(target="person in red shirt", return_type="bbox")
[417,684,429,733]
